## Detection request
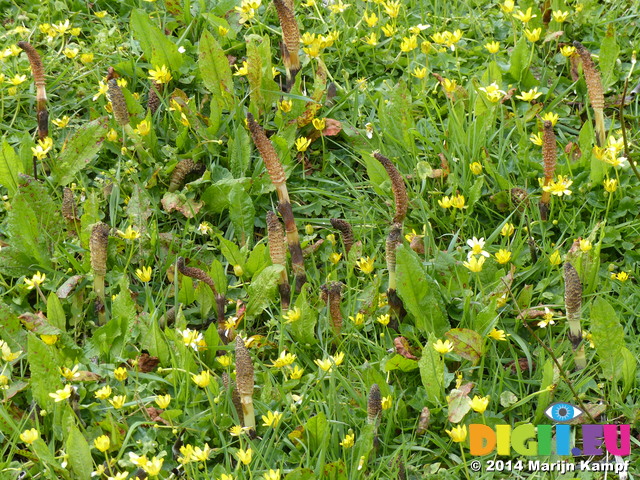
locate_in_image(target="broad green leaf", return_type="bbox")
[27,334,63,408]
[600,25,619,90]
[247,35,264,112]
[245,265,284,321]
[418,334,444,405]
[534,358,555,423]
[217,235,246,267]
[509,35,538,87]
[66,425,93,480]
[590,297,624,380]
[130,9,183,71]
[384,354,419,372]
[284,468,316,480]
[0,141,23,195]
[229,183,254,247]
[305,411,327,451]
[52,117,109,186]
[0,302,27,351]
[47,292,66,330]
[244,243,270,278]
[323,460,348,480]
[195,281,214,318]
[199,30,233,109]
[395,246,449,336]
[445,328,483,365]
[229,124,252,178]
[209,258,228,295]
[447,386,472,423]
[143,315,170,365]
[93,278,136,358]
[289,287,317,345]
[620,347,636,397]
[202,177,250,213]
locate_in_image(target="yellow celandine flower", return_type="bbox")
[283,307,302,324]
[495,249,512,264]
[411,66,427,79]
[382,395,392,409]
[381,24,397,37]
[50,384,73,402]
[289,365,304,379]
[329,252,342,264]
[463,256,486,272]
[295,137,312,152]
[579,238,592,252]
[155,394,171,409]
[236,448,252,465]
[129,452,149,467]
[95,385,112,400]
[467,237,490,259]
[549,250,562,265]
[552,10,569,22]
[263,469,281,480]
[93,81,109,101]
[541,175,573,197]
[60,365,79,380]
[538,307,555,328]
[513,7,537,23]
[603,178,618,193]
[80,53,94,64]
[135,266,152,283]
[409,24,430,35]
[333,352,345,366]
[488,328,509,341]
[94,435,110,452]
[192,370,211,388]
[39,23,55,36]
[148,65,172,84]
[271,350,297,368]
[11,26,30,35]
[52,116,70,128]
[421,41,432,54]
[315,358,333,372]
[469,162,483,175]
[0,375,9,389]
[356,256,375,274]
[560,45,576,57]
[400,36,418,53]
[24,271,46,290]
[278,99,292,112]
[516,88,543,102]
[177,328,206,350]
[327,0,350,13]
[53,20,72,35]
[70,27,81,36]
[95,10,108,18]
[450,194,466,209]
[233,61,249,76]
[219,475,234,480]
[501,223,515,237]
[301,32,316,45]
[20,428,39,445]
[229,425,244,436]
[134,119,151,136]
[262,410,283,427]
[433,339,454,354]
[446,424,468,443]
[363,11,379,27]
[113,367,128,381]
[109,395,126,409]
[500,0,514,13]
[142,456,164,476]
[431,30,463,50]
[485,41,500,54]
[313,118,326,131]
[192,444,212,462]
[383,0,401,18]
[349,312,365,325]
[438,196,452,209]
[107,129,118,142]
[0,340,21,362]
[63,47,79,59]
[441,78,457,93]
[496,293,508,308]
[340,433,355,448]
[614,271,630,282]
[326,234,337,245]
[469,395,490,414]
[377,314,390,326]
[109,472,129,480]
[524,28,541,42]
[218,26,229,36]
[217,354,233,367]
[541,112,559,126]
[530,132,543,146]
[40,334,58,345]
[479,82,506,103]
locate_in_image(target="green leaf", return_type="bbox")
[244,244,269,278]
[534,358,555,423]
[199,30,234,109]
[130,9,183,71]
[27,334,63,408]
[228,183,254,247]
[509,35,538,87]
[620,347,636,397]
[384,354,419,372]
[51,117,109,186]
[142,316,170,365]
[445,328,483,365]
[289,287,317,345]
[363,152,390,196]
[599,25,619,90]
[202,178,250,213]
[304,411,328,451]
[590,297,625,380]
[418,334,444,405]
[66,425,93,480]
[229,124,252,178]
[284,468,316,480]
[395,246,449,336]
[209,259,228,296]
[195,281,214,318]
[0,141,23,195]
[245,265,284,321]
[47,293,66,330]
[216,235,246,267]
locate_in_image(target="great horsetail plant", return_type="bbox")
[266,211,291,309]
[540,120,556,220]
[321,282,343,336]
[222,372,243,426]
[235,336,255,432]
[564,262,586,370]
[368,383,382,449]
[168,159,204,192]
[574,41,606,146]
[373,152,408,224]
[147,81,163,114]
[330,218,354,254]
[62,187,79,223]
[273,0,300,92]
[90,222,109,325]
[177,257,226,334]
[108,78,130,126]
[386,223,405,324]
[247,113,306,291]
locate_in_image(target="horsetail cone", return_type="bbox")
[90,222,109,277]
[573,41,605,146]
[273,0,300,90]
[564,262,586,370]
[385,223,402,290]
[177,257,225,326]
[321,282,343,335]
[147,80,163,114]
[107,79,130,126]
[62,187,78,221]
[235,337,255,430]
[169,159,198,192]
[540,120,556,220]
[267,211,291,309]
[246,113,287,190]
[330,218,354,254]
[17,41,48,140]
[367,383,382,426]
[373,153,408,224]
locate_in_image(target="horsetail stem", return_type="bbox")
[90,222,109,325]
[62,187,78,222]
[564,262,586,370]
[266,211,291,309]
[235,336,255,432]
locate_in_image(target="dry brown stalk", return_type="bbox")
[321,282,343,336]
[148,81,163,114]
